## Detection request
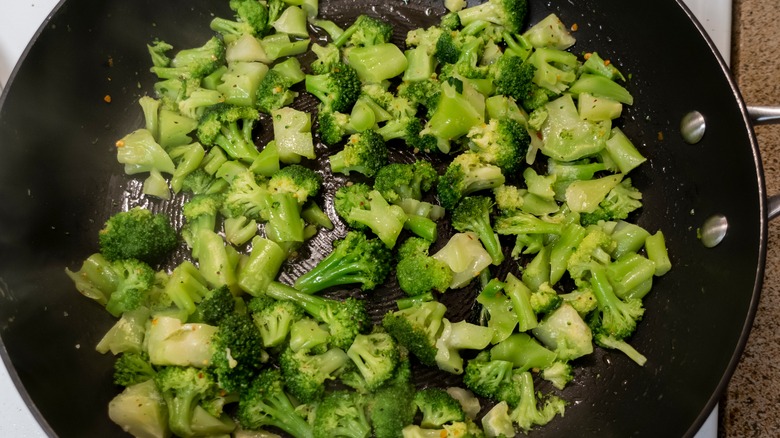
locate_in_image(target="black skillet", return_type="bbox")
[0,0,767,436]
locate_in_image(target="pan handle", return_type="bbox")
[746,107,780,220]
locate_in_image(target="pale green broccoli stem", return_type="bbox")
[195,229,239,291]
[261,33,311,61]
[224,216,258,246]
[646,231,672,276]
[237,236,286,296]
[568,74,633,105]
[606,253,656,301]
[202,65,228,90]
[578,92,623,122]
[301,202,334,230]
[596,333,647,366]
[272,6,309,37]
[604,127,647,174]
[490,333,556,371]
[503,273,537,332]
[476,278,517,344]
[404,46,437,82]
[202,147,229,175]
[425,81,483,143]
[250,141,281,177]
[521,246,550,292]
[349,98,378,130]
[309,19,344,40]
[396,292,435,310]
[549,223,587,285]
[271,107,315,164]
[347,43,409,83]
[143,170,171,200]
[265,192,306,244]
[611,221,651,259]
[217,61,269,107]
[169,143,206,193]
[138,96,161,141]
[404,215,438,242]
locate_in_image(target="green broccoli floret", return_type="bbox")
[434,30,461,65]
[373,161,439,204]
[150,36,226,80]
[154,366,221,438]
[467,118,530,175]
[375,117,440,153]
[368,383,417,438]
[476,278,517,343]
[508,371,566,432]
[529,283,563,315]
[382,300,447,366]
[397,79,442,118]
[493,211,564,236]
[531,302,593,361]
[437,152,506,210]
[162,261,210,315]
[458,0,528,34]
[566,227,616,281]
[293,230,392,293]
[329,130,388,177]
[588,264,644,340]
[255,70,298,114]
[181,194,223,256]
[462,353,514,400]
[593,331,647,366]
[414,388,465,428]
[147,40,173,68]
[434,318,494,374]
[334,187,407,248]
[266,281,370,350]
[114,352,156,387]
[221,168,273,221]
[541,361,574,390]
[305,62,362,113]
[289,317,331,354]
[210,0,269,38]
[317,108,361,145]
[280,345,350,403]
[312,390,371,438]
[194,285,237,325]
[210,312,265,393]
[346,331,400,391]
[395,237,453,296]
[451,196,504,266]
[237,369,314,438]
[181,168,229,195]
[267,164,321,207]
[580,178,643,226]
[492,54,536,101]
[248,295,304,348]
[333,14,393,48]
[177,88,225,120]
[197,103,260,162]
[309,43,342,75]
[98,207,177,265]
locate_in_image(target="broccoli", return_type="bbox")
[403,26,443,81]
[221,167,273,221]
[280,345,350,402]
[154,366,221,437]
[490,333,556,378]
[593,332,647,366]
[194,285,237,325]
[304,62,362,113]
[147,40,173,68]
[588,264,644,340]
[289,317,331,354]
[434,318,494,375]
[210,312,265,393]
[313,390,371,438]
[266,281,370,350]
[210,0,269,38]
[382,300,447,366]
[267,164,321,206]
[476,278,517,343]
[329,130,389,177]
[396,237,453,296]
[467,118,530,175]
[108,380,170,438]
[237,369,314,438]
[494,211,564,236]
[375,117,439,153]
[348,43,410,83]
[451,196,504,266]
[423,81,484,150]
[197,103,261,162]
[368,383,417,438]
[462,352,514,400]
[531,302,593,361]
[480,401,514,438]
[333,14,393,48]
[580,178,643,226]
[189,228,240,291]
[309,43,342,75]
[397,79,441,118]
[492,53,536,101]
[182,168,229,195]
[413,387,466,428]
[150,36,226,80]
[248,295,304,348]
[346,331,400,391]
[255,70,298,114]
[373,161,439,204]
[114,352,156,387]
[457,0,527,34]
[293,230,392,293]
[430,232,493,289]
[527,47,579,94]
[437,152,505,210]
[566,227,616,281]
[177,88,225,121]
[333,187,407,248]
[98,207,177,265]
[162,261,210,316]
[181,194,223,256]
[559,286,598,316]
[316,108,363,145]
[541,361,574,390]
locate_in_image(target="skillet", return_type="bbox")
[0,0,769,436]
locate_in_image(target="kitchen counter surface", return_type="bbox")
[723,0,780,436]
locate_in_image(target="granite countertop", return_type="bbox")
[722,0,780,436]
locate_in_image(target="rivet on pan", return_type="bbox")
[680,111,706,144]
[700,214,728,248]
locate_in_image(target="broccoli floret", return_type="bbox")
[210,0,269,38]
[304,62,362,113]
[181,168,229,195]
[316,108,361,145]
[267,164,321,206]
[396,237,453,296]
[434,31,461,65]
[508,371,566,432]
[329,130,388,177]
[333,187,407,248]
[491,54,536,101]
[313,390,371,438]
[414,387,466,428]
[237,369,314,438]
[527,47,579,94]
[529,282,563,315]
[462,352,514,400]
[181,194,223,256]
[147,40,173,68]
[293,230,392,293]
[580,178,643,226]
[221,168,273,221]
[397,79,441,118]
[457,0,527,33]
[210,312,265,393]
[280,345,350,403]
[467,118,530,175]
[333,182,372,230]
[309,43,342,75]
[375,117,439,153]
[266,281,370,349]
[559,286,598,316]
[346,331,400,391]
[154,366,221,438]
[162,261,210,316]
[434,318,494,374]
[368,383,417,438]
[541,361,574,390]
[588,264,644,340]
[197,103,260,162]
[195,285,237,325]
[566,227,616,281]
[373,161,438,204]
[476,278,517,344]
[494,211,564,236]
[150,36,226,80]
[451,196,504,266]
[255,70,298,114]
[531,302,593,361]
[114,352,156,387]
[98,207,177,265]
[593,332,647,366]
[248,295,304,348]
[437,152,505,210]
[104,259,156,317]
[382,300,446,366]
[333,14,393,48]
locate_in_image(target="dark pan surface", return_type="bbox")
[0,0,765,437]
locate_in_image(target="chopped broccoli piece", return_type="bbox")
[382,300,446,366]
[435,318,494,374]
[346,331,400,391]
[267,164,322,206]
[197,103,260,162]
[437,152,505,210]
[237,369,314,438]
[248,295,304,347]
[195,285,237,325]
[467,117,530,175]
[114,352,156,387]
[508,371,566,432]
[333,187,407,248]
[368,383,417,438]
[462,352,514,400]
[329,130,389,177]
[396,237,453,296]
[305,62,362,113]
[414,387,465,428]
[150,36,226,80]
[532,302,593,361]
[210,0,269,38]
[373,161,438,204]
[210,312,265,393]
[98,207,177,265]
[280,345,350,402]
[588,264,644,340]
[541,361,574,390]
[457,0,528,34]
[154,366,221,438]
[313,390,371,438]
[580,178,643,226]
[451,196,504,266]
[333,14,393,48]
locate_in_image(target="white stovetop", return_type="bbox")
[0,0,731,436]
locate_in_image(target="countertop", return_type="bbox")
[722,0,780,436]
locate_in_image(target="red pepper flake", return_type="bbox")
[657,131,664,141]
[583,52,592,60]
[604,59,611,66]
[570,23,579,31]
[103,95,112,103]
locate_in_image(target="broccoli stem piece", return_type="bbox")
[237,236,286,296]
[403,215,438,242]
[396,292,435,310]
[590,264,645,339]
[549,223,587,285]
[503,273,537,332]
[434,318,494,374]
[569,73,633,105]
[646,231,672,276]
[452,196,504,265]
[476,278,517,344]
[594,332,647,366]
[604,127,647,174]
[606,252,656,300]
[347,43,409,83]
[265,192,306,244]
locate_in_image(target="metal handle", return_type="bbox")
[748,106,780,125]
